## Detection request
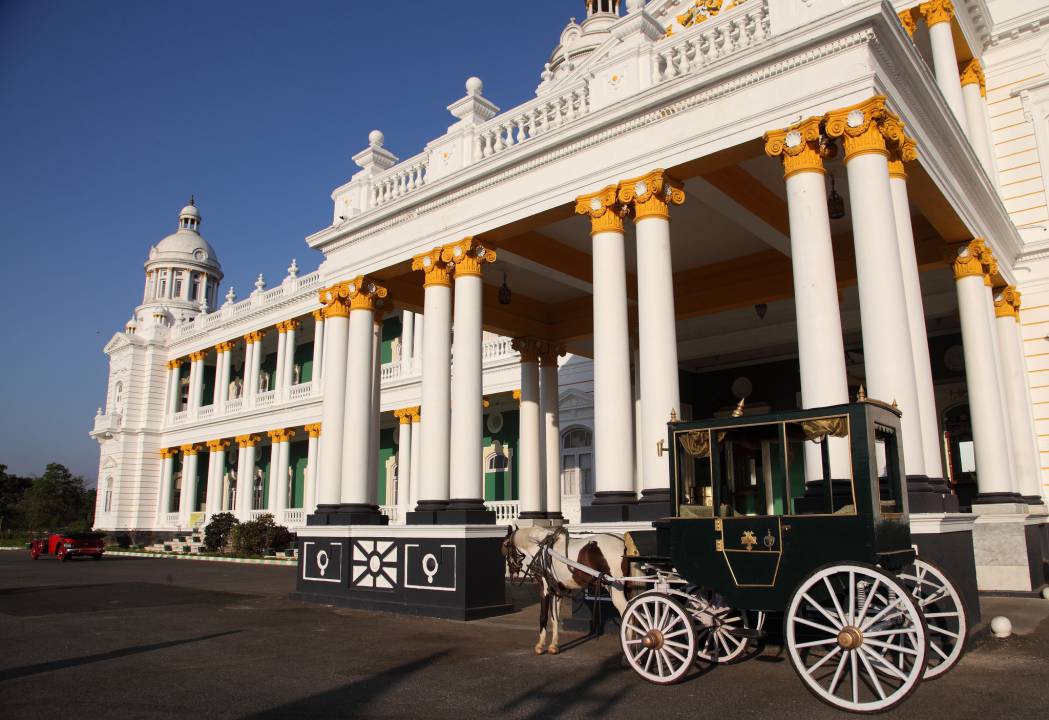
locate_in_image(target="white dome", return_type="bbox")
[153,229,219,265]
[179,203,200,219]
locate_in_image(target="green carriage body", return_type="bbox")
[647,400,915,612]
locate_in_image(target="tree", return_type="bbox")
[19,463,95,531]
[0,465,32,530]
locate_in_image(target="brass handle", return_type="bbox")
[783,524,792,532]
[656,439,666,457]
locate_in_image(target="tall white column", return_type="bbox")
[187,351,205,415]
[960,60,996,180]
[178,445,200,527]
[303,424,321,514]
[311,310,325,384]
[950,242,1020,505]
[632,344,644,497]
[889,155,947,487]
[205,440,228,517]
[367,317,382,505]
[412,250,453,515]
[576,186,637,516]
[165,360,182,415]
[274,321,288,398]
[317,286,350,508]
[919,1,969,133]
[827,97,927,482]
[401,310,415,368]
[622,171,684,504]
[157,449,176,520]
[283,319,299,394]
[340,277,386,509]
[765,118,852,480]
[412,314,424,370]
[995,287,1045,504]
[214,343,231,406]
[409,410,422,510]
[394,408,414,522]
[244,330,264,402]
[540,344,564,520]
[443,238,496,516]
[514,339,544,519]
[269,429,294,516]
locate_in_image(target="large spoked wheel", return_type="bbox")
[620,591,697,685]
[785,562,928,713]
[898,558,966,679]
[688,590,765,663]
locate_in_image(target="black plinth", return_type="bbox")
[436,509,496,524]
[307,503,389,526]
[906,475,960,512]
[1023,495,1046,505]
[973,491,1026,505]
[627,499,672,521]
[517,510,548,520]
[581,503,631,522]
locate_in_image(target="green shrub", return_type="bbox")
[230,514,292,555]
[204,512,239,552]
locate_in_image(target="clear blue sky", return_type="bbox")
[0,0,575,482]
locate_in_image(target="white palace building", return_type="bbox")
[92,0,1049,613]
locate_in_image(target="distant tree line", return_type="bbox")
[0,463,96,532]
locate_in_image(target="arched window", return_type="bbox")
[562,427,592,449]
[112,381,123,413]
[560,426,593,495]
[486,453,509,472]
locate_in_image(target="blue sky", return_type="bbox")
[0,0,575,481]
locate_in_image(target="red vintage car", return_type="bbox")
[30,532,105,561]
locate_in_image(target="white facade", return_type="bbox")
[93,0,1049,570]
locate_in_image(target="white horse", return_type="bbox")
[502,525,632,655]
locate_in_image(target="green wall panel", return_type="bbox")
[483,409,519,501]
[377,427,396,504]
[289,440,308,508]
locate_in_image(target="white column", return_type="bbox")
[270,431,293,515]
[412,314,424,372]
[395,409,413,521]
[311,311,325,384]
[961,62,996,179]
[317,291,350,508]
[444,239,494,513]
[632,344,644,497]
[540,345,564,520]
[889,159,946,484]
[216,343,232,406]
[303,424,321,514]
[241,443,258,515]
[401,310,415,368]
[165,361,182,415]
[766,120,852,479]
[515,340,543,518]
[983,275,1018,494]
[995,288,1044,503]
[367,318,382,505]
[950,242,1018,503]
[920,2,969,133]
[409,411,422,510]
[283,319,299,394]
[178,447,200,526]
[157,450,176,520]
[274,322,288,398]
[341,281,384,507]
[413,251,453,513]
[623,172,684,501]
[828,99,927,481]
[576,187,637,510]
[187,352,205,415]
[205,441,227,516]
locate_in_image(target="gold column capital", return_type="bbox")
[898,8,918,36]
[538,341,567,367]
[617,169,685,222]
[888,135,918,179]
[342,275,389,311]
[312,309,325,322]
[824,96,912,163]
[206,438,231,452]
[188,350,207,362]
[393,407,419,425]
[575,185,625,235]
[214,340,235,354]
[319,282,352,319]
[511,337,542,363]
[412,248,453,287]
[167,359,183,370]
[180,443,201,456]
[235,433,261,448]
[512,389,522,402]
[267,428,297,443]
[994,285,1021,320]
[409,408,421,423]
[244,329,265,344]
[948,239,989,281]
[919,0,955,27]
[764,116,829,179]
[441,237,497,277]
[959,58,986,97]
[304,422,322,438]
[159,447,177,459]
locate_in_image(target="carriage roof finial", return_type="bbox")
[732,398,745,418]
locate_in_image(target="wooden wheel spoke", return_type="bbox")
[793,615,841,636]
[794,637,840,649]
[826,649,847,692]
[928,625,960,639]
[857,648,888,700]
[860,646,909,682]
[864,638,919,656]
[802,592,844,629]
[824,576,849,626]
[808,645,842,676]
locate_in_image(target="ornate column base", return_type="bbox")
[972,491,1027,511]
[581,491,637,522]
[1023,495,1046,506]
[307,503,389,526]
[439,498,495,525]
[906,475,960,513]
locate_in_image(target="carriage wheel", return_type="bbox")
[688,590,765,664]
[897,558,966,679]
[620,591,697,685]
[785,562,928,713]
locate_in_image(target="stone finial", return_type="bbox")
[368,129,384,147]
[447,77,500,126]
[465,77,483,96]
[254,274,265,293]
[225,286,236,305]
[287,258,299,279]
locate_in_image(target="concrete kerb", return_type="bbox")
[0,546,295,566]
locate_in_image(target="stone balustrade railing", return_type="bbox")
[484,500,519,522]
[289,381,314,401]
[652,1,770,85]
[164,511,180,527]
[282,508,306,527]
[473,79,590,162]
[379,505,398,523]
[370,152,430,209]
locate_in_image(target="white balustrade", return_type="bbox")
[474,80,590,163]
[164,511,180,527]
[171,410,188,426]
[481,337,516,362]
[224,397,244,414]
[297,271,321,290]
[289,381,314,400]
[283,508,306,527]
[380,363,401,382]
[255,390,276,408]
[370,153,429,209]
[197,405,215,419]
[484,500,520,522]
[248,509,270,521]
[379,505,399,523]
[652,1,770,85]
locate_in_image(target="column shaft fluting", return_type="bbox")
[166,362,181,414]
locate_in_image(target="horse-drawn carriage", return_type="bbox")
[618,398,966,712]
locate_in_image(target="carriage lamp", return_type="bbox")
[827,174,846,219]
[498,272,512,305]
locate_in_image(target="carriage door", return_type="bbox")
[712,425,785,588]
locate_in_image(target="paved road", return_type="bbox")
[1,551,1047,719]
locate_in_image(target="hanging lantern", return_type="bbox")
[498,272,511,305]
[827,174,846,220]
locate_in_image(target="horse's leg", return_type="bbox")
[535,581,549,655]
[610,585,628,618]
[548,593,560,654]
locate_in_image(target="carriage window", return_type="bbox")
[874,425,904,515]
[784,416,855,515]
[710,424,786,517]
